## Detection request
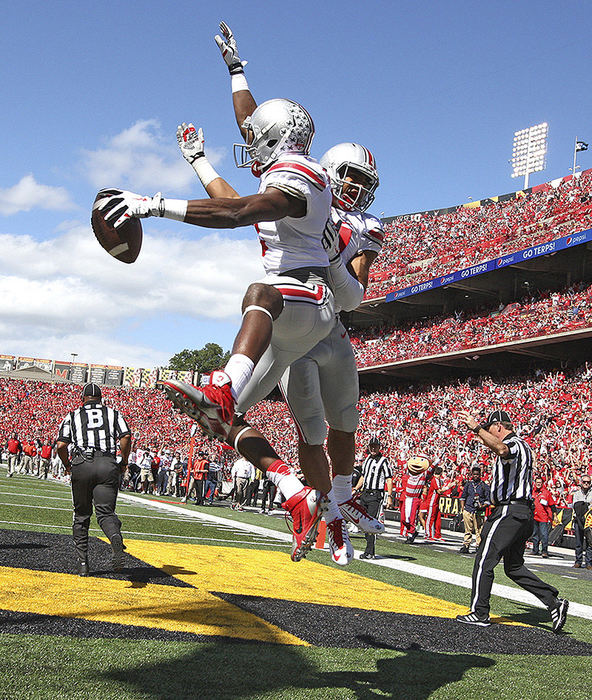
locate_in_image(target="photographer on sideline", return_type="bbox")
[459,466,490,554]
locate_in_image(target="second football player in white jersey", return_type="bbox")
[208,22,386,565]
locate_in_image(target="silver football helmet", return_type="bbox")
[234,98,315,175]
[320,143,379,212]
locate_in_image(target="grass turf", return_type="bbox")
[1,473,591,698]
[0,635,590,700]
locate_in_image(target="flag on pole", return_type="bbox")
[576,141,589,152]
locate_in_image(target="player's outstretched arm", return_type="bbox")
[177,122,240,199]
[214,21,257,139]
[96,186,305,230]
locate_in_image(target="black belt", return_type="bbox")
[364,488,384,493]
[496,498,533,507]
[78,448,114,459]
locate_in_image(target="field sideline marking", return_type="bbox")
[119,493,294,543]
[5,484,591,620]
[121,493,592,621]
[0,501,200,522]
[0,520,289,546]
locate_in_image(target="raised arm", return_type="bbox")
[214,21,258,139]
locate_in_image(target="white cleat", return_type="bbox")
[339,497,385,534]
[326,517,354,566]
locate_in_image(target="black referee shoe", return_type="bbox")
[456,612,491,627]
[550,598,569,634]
[110,534,125,571]
[78,560,89,577]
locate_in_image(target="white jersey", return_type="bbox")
[256,154,332,275]
[330,207,384,312]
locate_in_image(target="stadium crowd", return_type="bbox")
[351,282,592,367]
[2,362,590,511]
[366,169,592,298]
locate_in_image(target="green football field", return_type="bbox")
[1,473,591,700]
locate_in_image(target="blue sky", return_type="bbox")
[1,1,591,367]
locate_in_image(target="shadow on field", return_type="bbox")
[98,642,495,699]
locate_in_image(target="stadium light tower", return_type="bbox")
[510,122,548,189]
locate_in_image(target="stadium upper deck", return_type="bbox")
[365,168,592,301]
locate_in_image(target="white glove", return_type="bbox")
[95,188,163,229]
[214,21,247,74]
[176,122,204,165]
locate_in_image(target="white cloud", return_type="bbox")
[82,120,227,194]
[0,174,74,215]
[0,220,262,366]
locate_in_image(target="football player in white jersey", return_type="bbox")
[210,22,386,565]
[96,97,336,563]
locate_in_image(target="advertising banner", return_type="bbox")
[89,364,107,384]
[53,362,71,380]
[385,227,592,304]
[104,366,124,386]
[16,356,53,372]
[69,363,88,383]
[0,354,15,372]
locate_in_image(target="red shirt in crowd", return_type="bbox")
[533,484,555,523]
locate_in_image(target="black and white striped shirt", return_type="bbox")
[490,434,533,504]
[361,454,392,491]
[58,401,130,454]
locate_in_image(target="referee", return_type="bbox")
[354,439,392,559]
[456,409,568,633]
[56,383,131,576]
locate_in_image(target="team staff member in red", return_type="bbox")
[532,476,554,557]
[425,466,455,540]
[38,440,53,480]
[6,433,21,477]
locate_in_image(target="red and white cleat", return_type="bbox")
[339,497,385,534]
[282,487,326,562]
[159,371,235,440]
[326,517,354,566]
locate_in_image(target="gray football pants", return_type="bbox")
[70,454,122,561]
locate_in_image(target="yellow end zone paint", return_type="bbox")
[0,565,307,646]
[120,539,522,626]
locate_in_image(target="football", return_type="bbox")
[91,191,143,264]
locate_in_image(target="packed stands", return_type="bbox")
[0,379,208,457]
[247,364,592,507]
[366,169,592,299]
[351,282,592,367]
[1,362,590,507]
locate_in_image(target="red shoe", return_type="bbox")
[159,372,235,440]
[339,496,385,534]
[326,517,354,566]
[282,487,326,562]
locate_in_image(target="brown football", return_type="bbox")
[91,190,143,264]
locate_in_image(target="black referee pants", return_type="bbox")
[359,489,383,555]
[470,502,559,617]
[71,454,122,562]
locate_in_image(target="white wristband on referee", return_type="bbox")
[191,157,220,188]
[160,198,187,222]
[231,72,249,93]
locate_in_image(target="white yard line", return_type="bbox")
[4,485,590,620]
[0,502,196,522]
[368,555,592,620]
[119,493,294,543]
[121,494,592,620]
[0,520,288,546]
